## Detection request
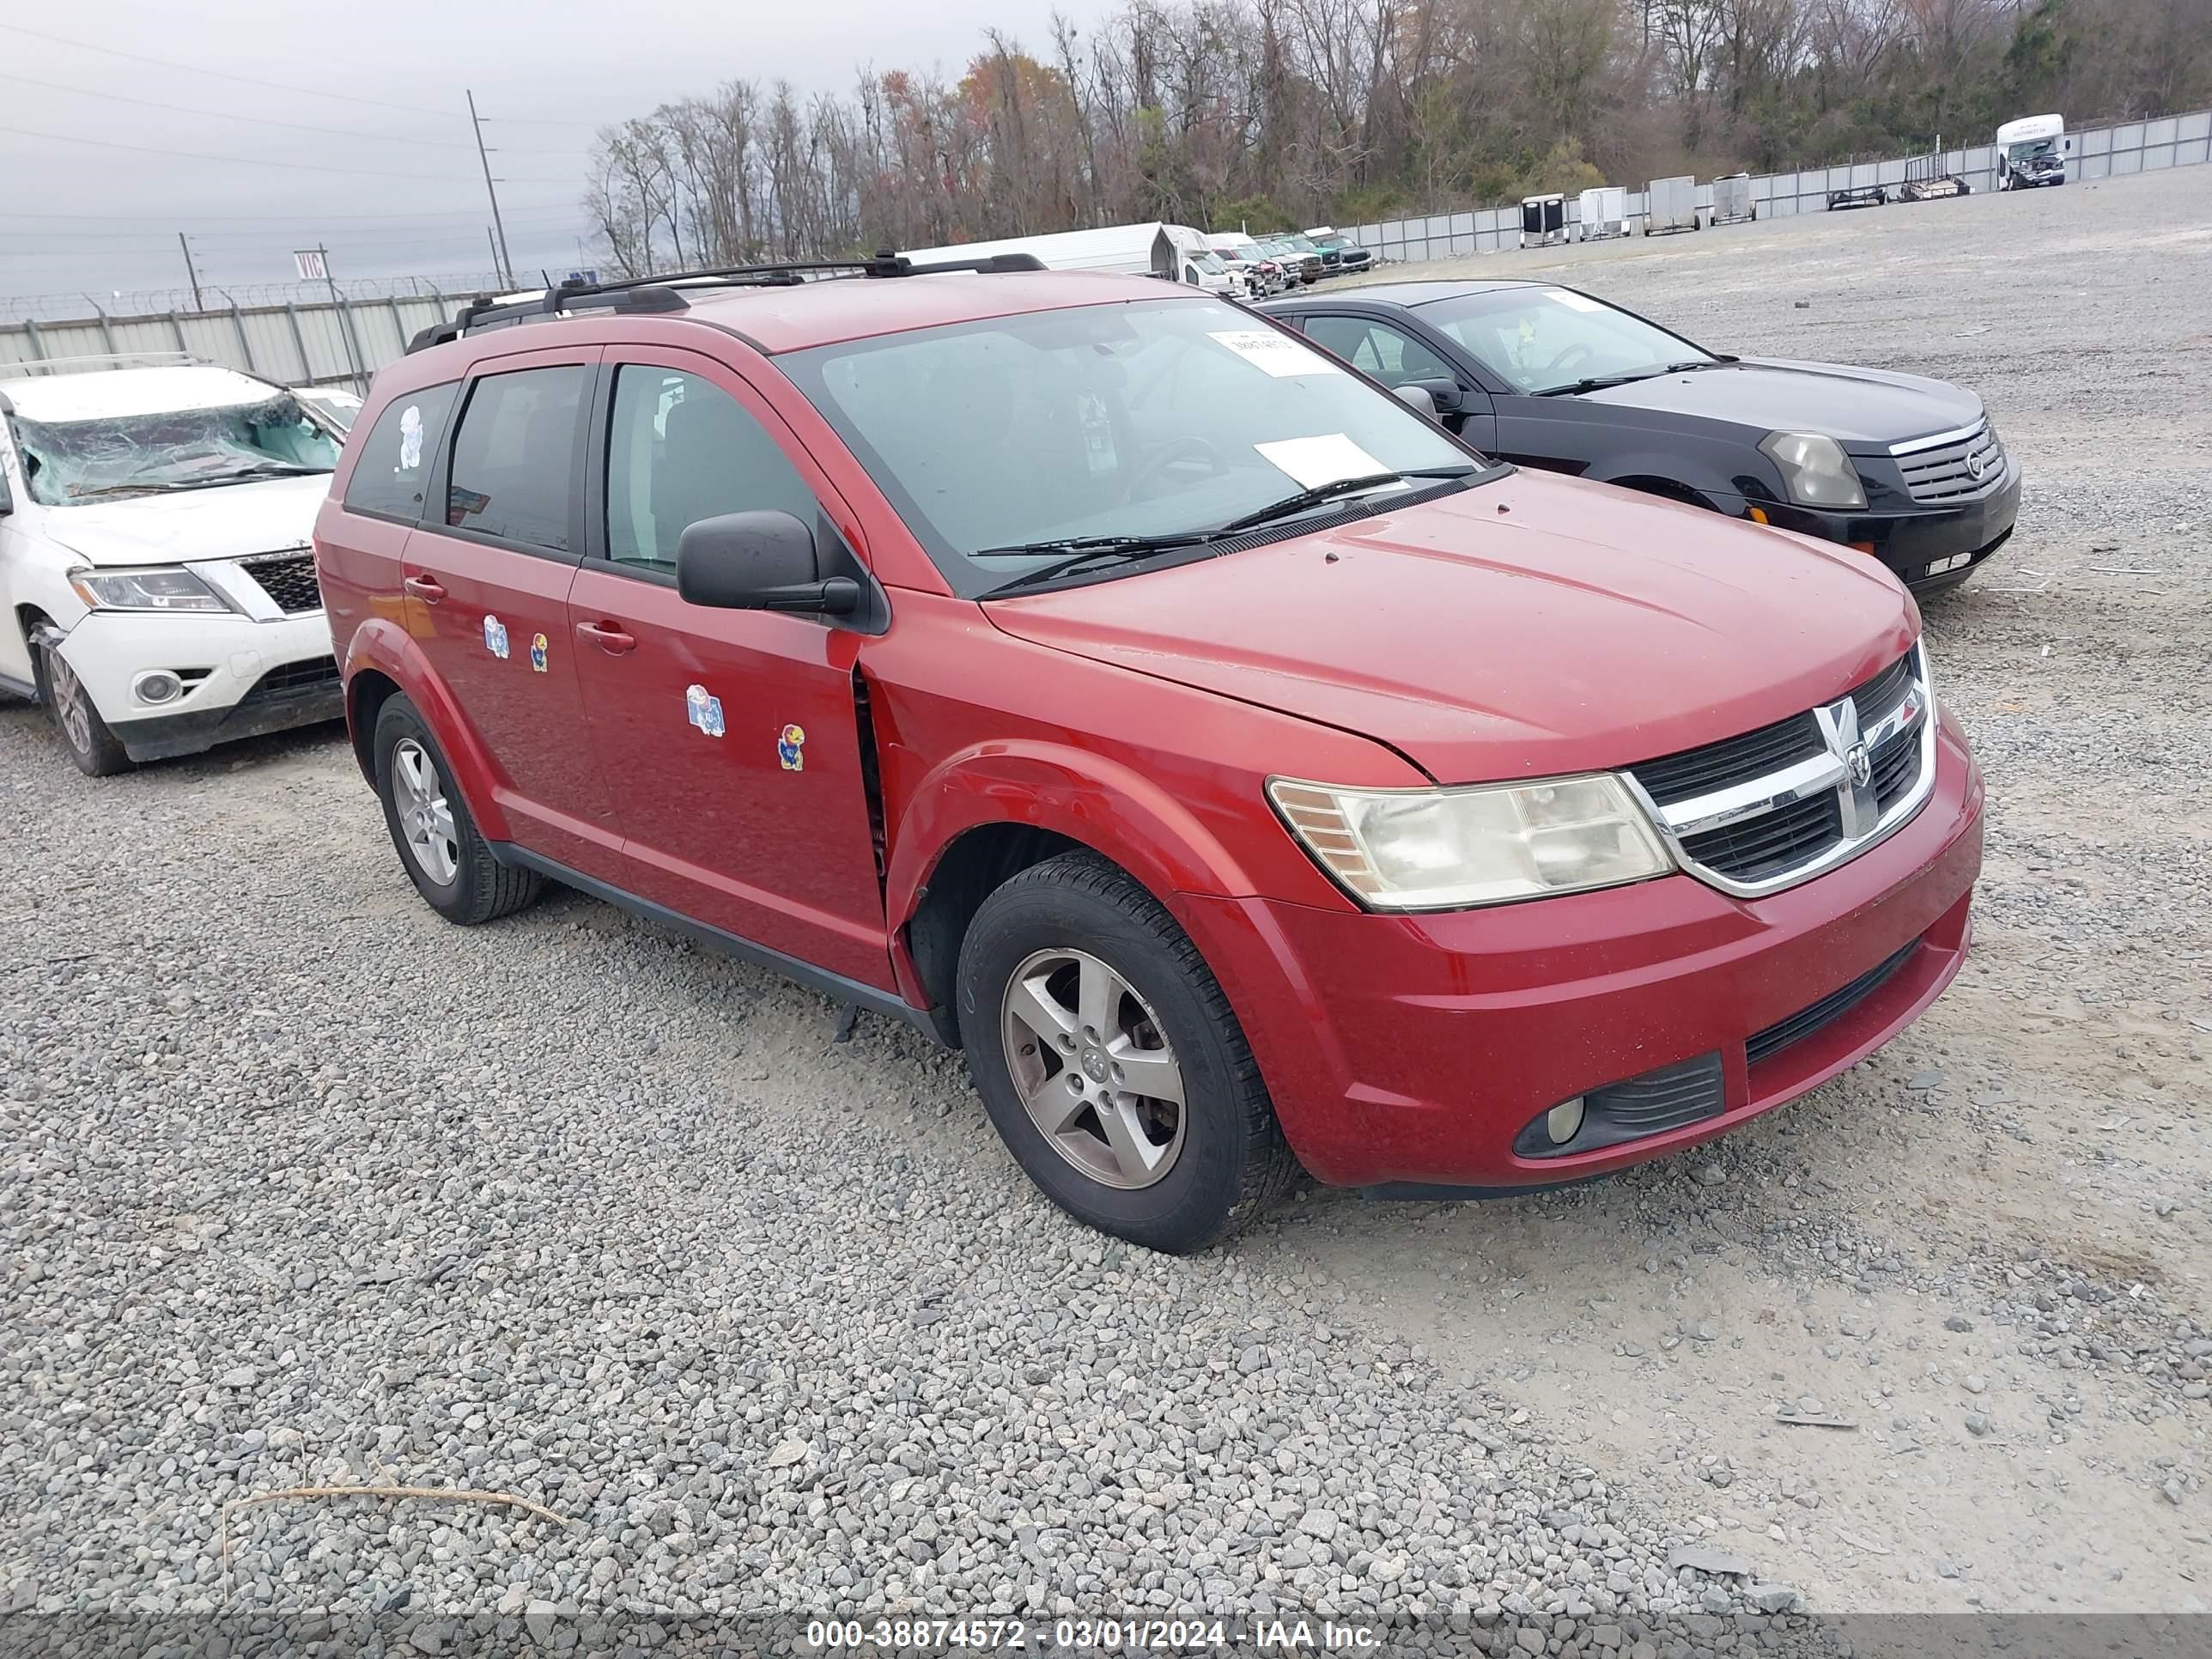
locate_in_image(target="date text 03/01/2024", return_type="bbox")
[804,1617,1382,1650]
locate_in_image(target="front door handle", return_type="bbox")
[403,574,447,603]
[575,620,638,655]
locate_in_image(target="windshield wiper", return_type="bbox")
[1211,465,1476,536]
[971,530,1214,561]
[1534,370,1668,397]
[979,542,1207,597]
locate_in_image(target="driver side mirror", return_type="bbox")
[1392,385,1440,421]
[676,510,859,617]
[1401,376,1466,414]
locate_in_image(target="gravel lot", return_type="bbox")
[4,166,2209,1650]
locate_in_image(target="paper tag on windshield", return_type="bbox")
[1254,434,1394,490]
[1546,289,1604,313]
[1210,329,1342,377]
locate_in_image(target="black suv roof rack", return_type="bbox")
[406,250,1048,354]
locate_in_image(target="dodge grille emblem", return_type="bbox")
[1816,696,1882,838]
[1845,740,1873,788]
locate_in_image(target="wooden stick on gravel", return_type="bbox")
[220,1485,579,1593]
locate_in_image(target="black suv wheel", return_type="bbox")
[372,696,541,925]
[957,850,1299,1253]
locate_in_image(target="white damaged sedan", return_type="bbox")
[0,361,347,775]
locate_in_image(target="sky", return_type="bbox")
[0,0,1116,310]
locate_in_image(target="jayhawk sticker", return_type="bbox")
[777,724,806,772]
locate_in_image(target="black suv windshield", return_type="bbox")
[13,394,339,506]
[780,297,1486,597]
[1419,287,1717,395]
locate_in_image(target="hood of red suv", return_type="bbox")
[982,471,1918,785]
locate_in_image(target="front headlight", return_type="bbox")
[1760,430,1866,509]
[1268,774,1674,911]
[67,567,233,614]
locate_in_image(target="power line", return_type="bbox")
[0,70,592,155]
[0,123,581,185]
[0,71,471,149]
[0,23,624,137]
[0,21,465,118]
[0,206,586,224]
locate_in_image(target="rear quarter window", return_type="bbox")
[343,382,459,523]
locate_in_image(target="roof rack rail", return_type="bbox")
[406,249,1048,355]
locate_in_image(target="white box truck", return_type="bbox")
[899,222,1244,296]
[1994,114,2069,189]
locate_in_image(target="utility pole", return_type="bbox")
[486,227,502,285]
[178,233,204,311]
[468,90,514,289]
[314,244,366,389]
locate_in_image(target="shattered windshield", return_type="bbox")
[10,394,340,506]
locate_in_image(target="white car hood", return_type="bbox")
[40,474,330,568]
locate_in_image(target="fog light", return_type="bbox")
[1546,1097,1586,1146]
[132,671,183,706]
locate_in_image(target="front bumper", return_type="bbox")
[1740,465,2021,588]
[1182,708,1983,1190]
[57,609,343,761]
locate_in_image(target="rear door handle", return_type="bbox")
[575,620,638,655]
[403,575,447,603]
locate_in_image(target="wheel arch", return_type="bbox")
[888,742,1263,1048]
[341,616,511,841]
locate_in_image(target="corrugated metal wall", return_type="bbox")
[0,295,464,392]
[1344,108,2212,264]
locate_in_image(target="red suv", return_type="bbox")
[315,257,1983,1253]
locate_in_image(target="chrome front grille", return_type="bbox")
[1893,420,2004,503]
[1626,646,1936,897]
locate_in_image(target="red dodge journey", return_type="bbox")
[314,254,1982,1252]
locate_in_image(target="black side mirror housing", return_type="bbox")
[676,510,859,617]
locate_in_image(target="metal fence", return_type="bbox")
[0,289,477,394]
[1346,108,2212,263]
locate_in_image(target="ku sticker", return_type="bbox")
[777,723,806,772]
[483,614,510,659]
[529,632,549,672]
[684,684,726,738]
[397,404,424,471]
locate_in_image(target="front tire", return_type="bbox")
[372,695,541,925]
[957,851,1299,1253]
[35,635,132,777]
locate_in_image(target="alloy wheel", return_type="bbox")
[392,737,460,885]
[1000,947,1187,1189]
[45,649,94,757]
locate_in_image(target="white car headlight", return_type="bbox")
[1269,774,1674,911]
[1760,430,1867,509]
[68,567,233,614]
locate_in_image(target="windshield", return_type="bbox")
[11,393,340,506]
[1418,287,1716,394]
[1189,250,1230,276]
[781,297,1483,597]
[2007,138,2059,162]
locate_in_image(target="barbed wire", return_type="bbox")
[0,271,512,325]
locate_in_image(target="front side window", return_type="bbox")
[445,365,587,550]
[10,392,340,507]
[1421,288,1714,394]
[603,366,817,574]
[781,297,1481,597]
[1302,317,1456,389]
[343,381,459,521]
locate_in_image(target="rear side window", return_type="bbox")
[341,382,458,521]
[445,366,588,550]
[603,366,817,574]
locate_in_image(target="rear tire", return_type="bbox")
[35,635,132,778]
[957,850,1300,1253]
[372,695,541,925]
